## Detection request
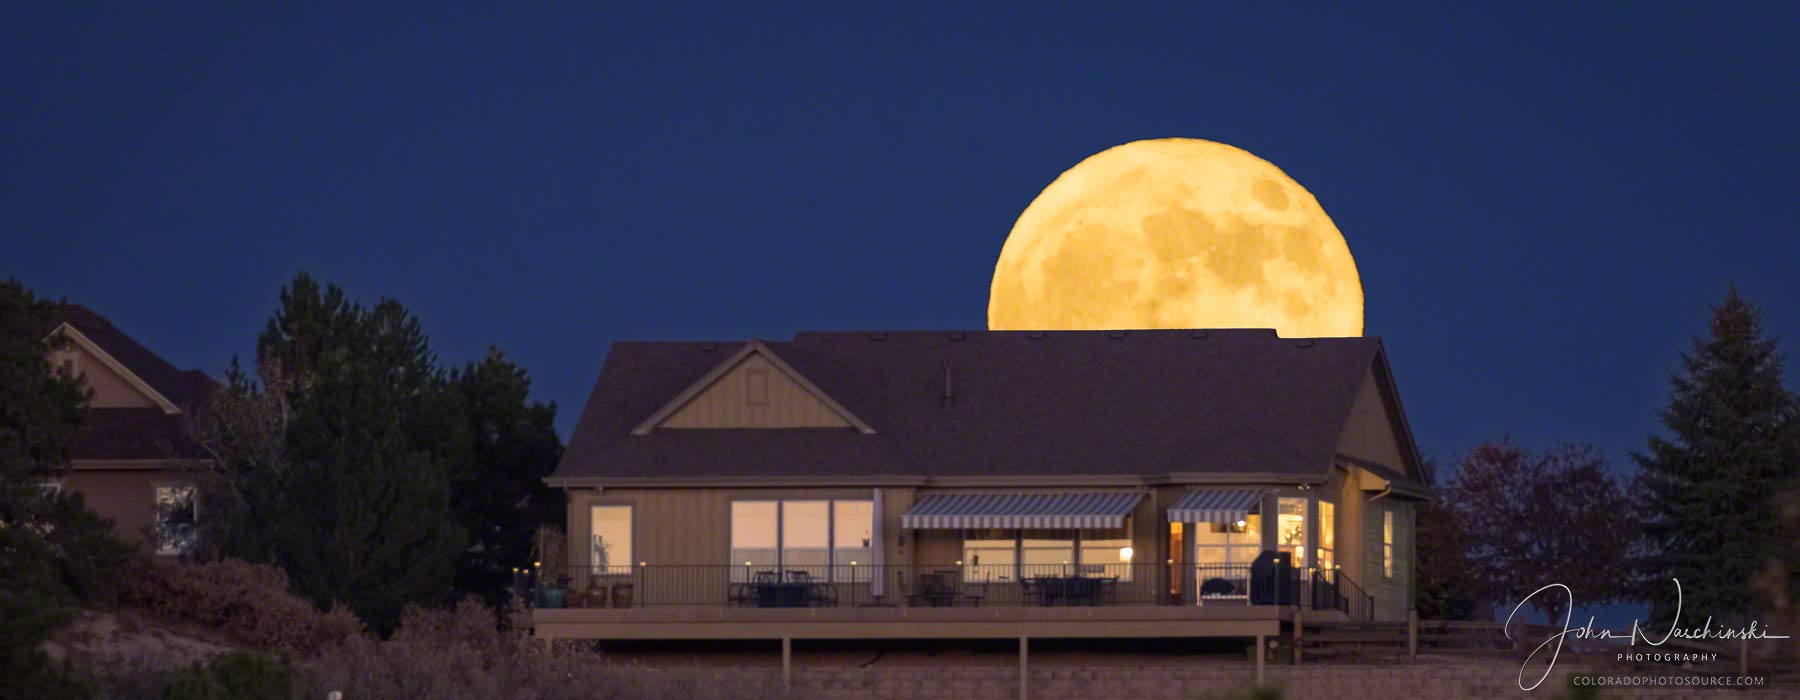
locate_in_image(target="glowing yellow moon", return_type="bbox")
[987,138,1363,337]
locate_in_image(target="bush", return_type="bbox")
[162,652,296,700]
[120,558,364,655]
[304,598,780,700]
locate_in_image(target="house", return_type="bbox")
[538,329,1430,663]
[46,304,216,555]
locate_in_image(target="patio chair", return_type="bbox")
[959,578,987,607]
[807,581,838,607]
[1020,577,1044,606]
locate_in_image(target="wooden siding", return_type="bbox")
[660,354,852,429]
[1334,366,1407,475]
[569,486,884,567]
[62,466,164,544]
[1361,498,1415,622]
[64,345,159,409]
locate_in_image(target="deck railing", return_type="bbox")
[524,563,1361,612]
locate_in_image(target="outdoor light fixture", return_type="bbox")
[1235,519,1247,528]
[1119,546,1134,561]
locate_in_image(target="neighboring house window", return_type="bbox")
[154,485,198,555]
[52,351,78,378]
[1317,501,1335,570]
[730,499,872,581]
[590,505,633,575]
[1277,497,1307,567]
[1382,509,1394,578]
[40,479,63,497]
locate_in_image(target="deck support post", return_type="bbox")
[1407,609,1418,659]
[781,637,792,694]
[1293,608,1302,666]
[1018,636,1029,700]
[1254,634,1266,687]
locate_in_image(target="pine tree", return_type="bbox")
[233,275,467,633]
[1636,287,1800,626]
[0,279,130,699]
[449,348,564,606]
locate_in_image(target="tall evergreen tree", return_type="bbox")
[449,348,563,605]
[231,275,467,633]
[1636,287,1800,626]
[0,279,131,699]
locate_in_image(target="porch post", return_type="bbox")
[1182,522,1198,605]
[1018,636,1029,700]
[1254,634,1266,686]
[781,637,792,693]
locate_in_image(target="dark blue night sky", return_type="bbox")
[5,3,1796,468]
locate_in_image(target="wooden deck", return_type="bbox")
[533,604,1284,641]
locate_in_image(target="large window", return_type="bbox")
[731,501,778,570]
[1317,501,1335,570]
[1276,497,1307,567]
[1382,509,1394,578]
[731,499,872,581]
[1192,514,1261,567]
[781,501,830,570]
[960,529,1133,581]
[832,500,874,580]
[590,505,633,574]
[154,485,197,556]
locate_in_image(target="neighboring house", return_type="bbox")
[538,329,1431,652]
[46,304,216,556]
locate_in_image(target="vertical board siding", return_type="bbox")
[1335,367,1408,476]
[70,346,159,408]
[63,468,163,544]
[1361,499,1414,622]
[661,355,852,429]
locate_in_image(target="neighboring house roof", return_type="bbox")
[49,304,218,462]
[554,329,1426,487]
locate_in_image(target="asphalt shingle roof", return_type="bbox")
[554,329,1408,483]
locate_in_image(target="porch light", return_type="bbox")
[1234,519,1247,529]
[1119,546,1134,561]
[956,560,964,566]
[850,561,858,566]
[639,561,646,567]
[744,561,753,566]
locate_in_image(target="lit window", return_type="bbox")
[731,501,779,577]
[731,499,871,581]
[831,500,873,581]
[781,501,830,573]
[154,485,198,555]
[590,505,633,575]
[1277,497,1307,567]
[1317,501,1335,570]
[1020,530,1076,577]
[1382,509,1394,578]
[962,529,1017,582]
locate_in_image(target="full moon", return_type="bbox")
[987,138,1363,337]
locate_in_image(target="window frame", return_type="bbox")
[589,503,635,575]
[729,498,873,582]
[152,483,198,556]
[959,528,1135,582]
[1381,509,1394,579]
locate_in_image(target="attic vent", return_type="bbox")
[870,333,887,341]
[947,332,966,341]
[1108,331,1127,339]
[1026,331,1047,339]
[699,343,717,352]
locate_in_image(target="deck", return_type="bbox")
[532,603,1283,641]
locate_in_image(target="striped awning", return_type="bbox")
[901,492,1144,530]
[1167,488,1266,523]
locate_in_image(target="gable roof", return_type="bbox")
[631,339,877,435]
[49,304,216,409]
[553,329,1422,486]
[49,304,218,461]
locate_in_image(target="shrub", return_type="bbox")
[161,652,296,700]
[120,558,364,655]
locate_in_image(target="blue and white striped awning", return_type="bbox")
[1167,489,1266,523]
[901,492,1144,530]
